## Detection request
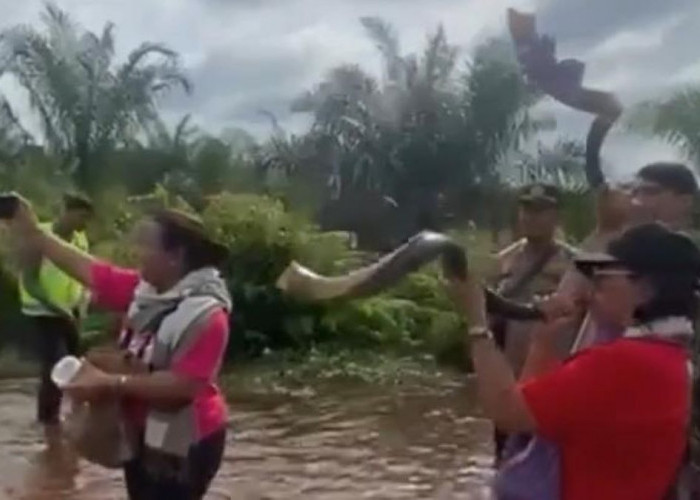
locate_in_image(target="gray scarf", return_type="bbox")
[126,267,231,462]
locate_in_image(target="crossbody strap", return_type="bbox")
[499,244,560,299]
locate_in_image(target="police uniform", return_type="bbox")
[19,222,89,425]
[493,184,577,376]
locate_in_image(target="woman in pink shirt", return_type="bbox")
[10,198,231,500]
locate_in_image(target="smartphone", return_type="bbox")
[0,193,20,220]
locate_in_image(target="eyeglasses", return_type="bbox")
[632,184,665,197]
[591,268,636,284]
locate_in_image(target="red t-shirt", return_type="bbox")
[90,262,229,440]
[520,338,688,500]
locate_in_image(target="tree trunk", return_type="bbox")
[74,141,92,194]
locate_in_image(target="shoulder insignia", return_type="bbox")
[555,239,578,259]
[497,238,527,259]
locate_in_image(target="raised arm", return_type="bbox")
[448,276,536,433]
[11,195,96,288]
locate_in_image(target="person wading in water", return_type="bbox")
[9,195,232,500]
[17,193,93,449]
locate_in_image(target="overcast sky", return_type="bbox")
[1,0,697,179]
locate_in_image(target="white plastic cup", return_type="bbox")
[51,355,83,389]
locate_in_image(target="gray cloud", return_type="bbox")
[1,0,699,173]
[539,0,695,45]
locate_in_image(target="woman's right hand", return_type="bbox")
[86,346,149,375]
[537,293,579,322]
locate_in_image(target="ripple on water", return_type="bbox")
[0,377,493,499]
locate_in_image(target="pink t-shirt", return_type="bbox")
[90,262,229,440]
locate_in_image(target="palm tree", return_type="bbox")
[0,2,191,193]
[464,39,552,181]
[504,139,588,191]
[627,89,700,167]
[280,19,548,246]
[0,96,32,164]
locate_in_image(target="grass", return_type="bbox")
[222,347,459,396]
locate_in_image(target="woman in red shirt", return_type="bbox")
[449,223,697,500]
[10,198,231,500]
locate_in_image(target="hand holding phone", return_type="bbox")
[0,193,19,220]
[0,192,39,234]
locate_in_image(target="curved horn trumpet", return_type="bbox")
[276,231,543,321]
[508,8,622,190]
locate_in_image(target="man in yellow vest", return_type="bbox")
[19,194,92,446]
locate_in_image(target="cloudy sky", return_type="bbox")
[1,0,697,179]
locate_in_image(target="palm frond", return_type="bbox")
[626,89,700,161]
[360,17,403,83]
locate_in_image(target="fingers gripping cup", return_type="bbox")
[51,355,83,389]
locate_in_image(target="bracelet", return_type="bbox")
[468,326,493,341]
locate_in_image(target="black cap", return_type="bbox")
[575,223,700,279]
[637,162,698,195]
[518,183,561,208]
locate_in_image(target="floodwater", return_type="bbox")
[0,377,493,499]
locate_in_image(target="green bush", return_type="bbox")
[201,192,465,365]
[202,193,347,358]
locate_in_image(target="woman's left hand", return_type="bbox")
[64,361,118,403]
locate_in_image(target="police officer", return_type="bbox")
[493,184,576,373]
[490,183,576,463]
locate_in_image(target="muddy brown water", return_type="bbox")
[0,377,493,499]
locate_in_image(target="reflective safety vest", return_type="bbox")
[19,222,89,317]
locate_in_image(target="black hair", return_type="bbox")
[151,209,229,272]
[604,223,700,322]
[63,193,94,213]
[637,162,698,195]
[633,273,698,323]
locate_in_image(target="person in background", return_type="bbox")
[489,183,576,462]
[493,183,577,374]
[9,196,231,500]
[17,193,93,447]
[450,223,696,500]
[556,162,699,351]
[547,162,700,495]
[632,162,699,244]
[632,162,700,494]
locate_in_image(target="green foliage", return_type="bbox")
[225,348,447,389]
[198,192,465,365]
[627,89,700,167]
[560,190,596,243]
[265,24,553,243]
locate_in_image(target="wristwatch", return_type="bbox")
[468,325,494,341]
